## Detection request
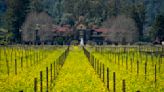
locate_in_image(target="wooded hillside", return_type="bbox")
[0,0,164,44]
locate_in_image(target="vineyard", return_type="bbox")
[0,45,163,92]
[84,45,164,92]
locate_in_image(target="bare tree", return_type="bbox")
[103,15,139,44]
[21,12,54,43]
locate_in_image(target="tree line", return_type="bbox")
[0,0,164,44]
[0,0,44,44]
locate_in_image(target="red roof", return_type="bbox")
[52,25,72,32]
[94,28,109,33]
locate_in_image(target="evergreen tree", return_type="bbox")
[0,0,6,27]
[30,0,43,12]
[151,14,164,41]
[131,0,146,40]
[4,0,30,42]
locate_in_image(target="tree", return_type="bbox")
[130,0,146,41]
[0,28,12,45]
[151,14,164,41]
[0,0,6,27]
[4,0,30,42]
[21,12,54,43]
[30,0,43,12]
[103,15,139,44]
[60,13,75,27]
[40,0,111,25]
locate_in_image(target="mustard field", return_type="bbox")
[53,46,107,92]
[85,45,164,92]
[0,45,163,92]
[0,45,68,92]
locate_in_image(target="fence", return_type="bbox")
[84,47,143,92]
[19,46,69,92]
